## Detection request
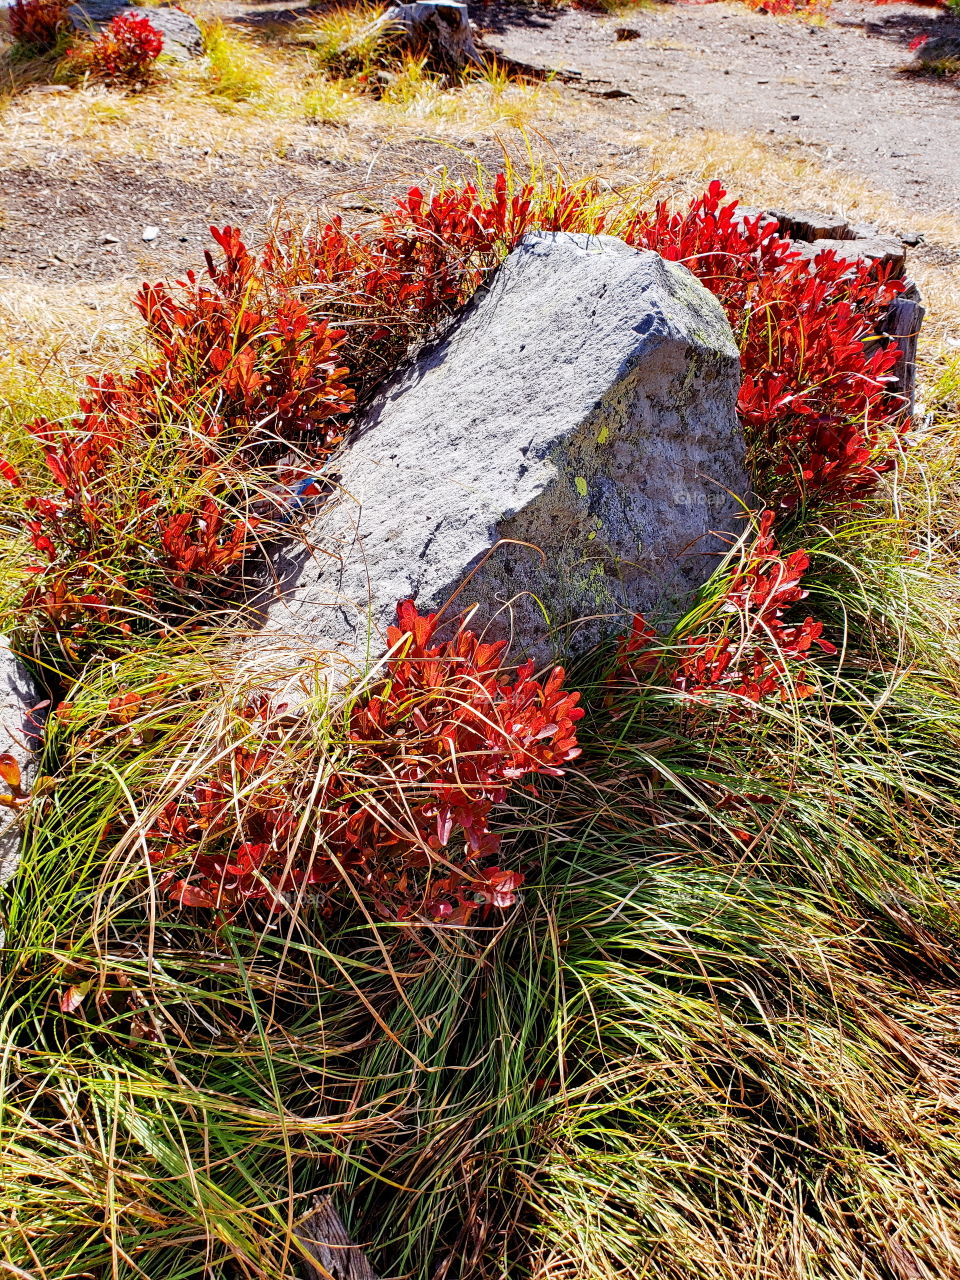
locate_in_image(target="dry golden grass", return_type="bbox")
[1,15,958,405]
[0,24,557,177]
[0,278,141,473]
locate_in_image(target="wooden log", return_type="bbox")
[296,1198,380,1280]
[787,235,906,279]
[358,1,483,75]
[751,209,924,411]
[766,209,855,243]
[880,281,925,413]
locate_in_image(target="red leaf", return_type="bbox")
[0,753,23,792]
[60,981,90,1013]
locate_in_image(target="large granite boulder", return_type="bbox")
[255,231,748,679]
[0,637,44,885]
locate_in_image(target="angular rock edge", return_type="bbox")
[250,231,749,683]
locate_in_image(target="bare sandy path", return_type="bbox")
[483,0,960,218]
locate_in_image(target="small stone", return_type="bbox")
[101,234,119,244]
[142,225,160,242]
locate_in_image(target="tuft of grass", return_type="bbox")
[3,166,960,1279]
[6,415,960,1277]
[298,2,387,76]
[202,19,273,103]
[302,73,353,123]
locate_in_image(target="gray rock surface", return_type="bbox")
[68,0,204,59]
[0,637,44,885]
[255,232,748,679]
[914,35,960,67]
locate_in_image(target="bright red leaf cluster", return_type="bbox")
[19,225,354,661]
[15,176,904,923]
[14,176,909,670]
[145,601,583,922]
[622,178,799,316]
[67,12,164,85]
[622,180,907,507]
[256,173,596,406]
[615,512,836,712]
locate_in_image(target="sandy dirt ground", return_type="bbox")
[482,0,960,218]
[0,0,958,324]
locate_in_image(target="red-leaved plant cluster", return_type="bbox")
[621,180,907,507]
[7,0,68,51]
[613,511,836,712]
[14,224,355,662]
[9,174,902,920]
[138,601,583,923]
[10,177,907,665]
[67,12,164,85]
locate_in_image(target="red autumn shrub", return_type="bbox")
[614,512,836,712]
[67,11,163,85]
[622,178,800,316]
[257,173,596,407]
[145,601,584,921]
[15,176,908,674]
[8,0,68,50]
[622,180,906,507]
[738,251,904,506]
[135,225,354,452]
[19,224,355,664]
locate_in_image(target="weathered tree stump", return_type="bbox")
[768,210,856,243]
[360,0,483,75]
[296,1199,380,1280]
[764,210,923,412]
[882,281,925,414]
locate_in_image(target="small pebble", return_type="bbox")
[142,226,160,243]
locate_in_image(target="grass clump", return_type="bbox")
[202,19,273,103]
[299,1,387,77]
[6,487,960,1277]
[2,173,960,1279]
[302,73,353,122]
